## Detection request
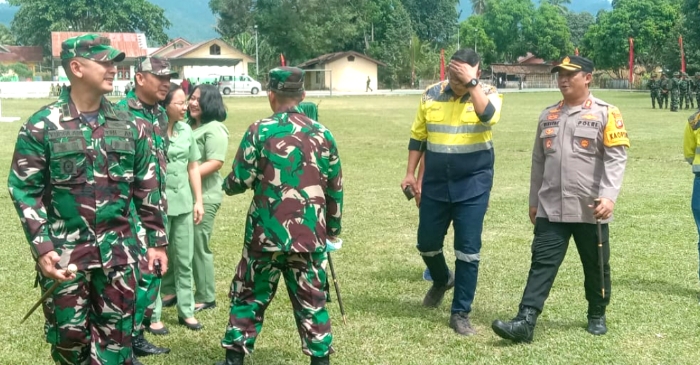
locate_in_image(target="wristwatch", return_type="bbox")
[465,78,479,88]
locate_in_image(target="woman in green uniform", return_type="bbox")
[188,84,229,311]
[148,83,206,332]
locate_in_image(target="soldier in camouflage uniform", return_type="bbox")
[116,56,175,358]
[647,74,660,109]
[680,72,692,110]
[659,74,670,109]
[7,34,168,365]
[216,67,344,365]
[671,71,681,112]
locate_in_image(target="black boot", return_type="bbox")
[132,333,170,357]
[586,306,607,335]
[422,270,455,308]
[214,350,245,365]
[491,306,539,343]
[310,355,330,365]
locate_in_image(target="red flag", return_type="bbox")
[280,54,286,66]
[628,38,634,84]
[439,49,445,81]
[680,35,686,73]
[575,47,579,56]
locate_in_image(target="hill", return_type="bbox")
[458,0,613,19]
[0,0,219,44]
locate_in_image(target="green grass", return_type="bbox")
[1,91,699,365]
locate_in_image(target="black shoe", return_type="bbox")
[132,333,171,357]
[145,323,170,336]
[422,271,455,308]
[449,311,476,336]
[179,317,203,331]
[195,301,217,312]
[214,349,245,365]
[311,355,330,365]
[491,306,539,343]
[586,316,607,335]
[162,295,177,308]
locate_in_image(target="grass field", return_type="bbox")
[1,91,699,365]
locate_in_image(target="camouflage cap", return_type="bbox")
[135,56,179,78]
[673,71,680,76]
[60,33,125,62]
[268,67,305,94]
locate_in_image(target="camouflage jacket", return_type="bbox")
[647,79,660,91]
[680,79,690,92]
[7,87,167,270]
[223,106,343,253]
[117,90,169,221]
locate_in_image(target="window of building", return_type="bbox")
[117,66,130,80]
[210,44,221,55]
[347,55,355,62]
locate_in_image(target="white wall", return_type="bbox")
[182,65,251,82]
[0,80,183,98]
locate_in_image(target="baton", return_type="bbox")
[325,246,346,325]
[21,264,78,324]
[594,199,605,298]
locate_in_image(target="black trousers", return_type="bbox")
[520,218,611,317]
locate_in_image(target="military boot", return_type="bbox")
[214,350,245,365]
[422,270,455,308]
[586,306,607,335]
[310,355,330,365]
[491,306,539,343]
[132,333,170,357]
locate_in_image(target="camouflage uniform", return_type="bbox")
[671,72,681,112]
[7,34,167,365]
[659,74,670,109]
[219,67,343,364]
[680,72,693,109]
[116,57,176,348]
[646,75,660,109]
[694,73,700,109]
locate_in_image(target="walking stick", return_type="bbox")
[21,264,78,324]
[326,251,347,325]
[594,199,605,298]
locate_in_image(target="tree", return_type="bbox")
[401,0,460,47]
[225,31,275,80]
[471,0,487,15]
[458,15,497,65]
[482,0,535,62]
[524,3,573,61]
[366,0,414,88]
[582,0,681,74]
[542,0,571,15]
[682,0,700,73]
[0,24,15,45]
[566,11,595,47]
[209,0,255,39]
[9,0,171,48]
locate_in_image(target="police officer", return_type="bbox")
[117,56,175,358]
[400,48,503,336]
[216,67,343,365]
[647,74,660,109]
[491,55,629,343]
[8,33,168,365]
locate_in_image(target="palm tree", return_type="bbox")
[0,24,15,45]
[471,0,487,15]
[542,0,572,14]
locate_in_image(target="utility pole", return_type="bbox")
[254,25,259,77]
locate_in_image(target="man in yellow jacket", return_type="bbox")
[684,110,700,281]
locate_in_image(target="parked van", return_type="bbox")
[218,75,262,95]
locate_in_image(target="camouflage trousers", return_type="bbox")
[671,90,680,111]
[659,92,669,108]
[39,264,138,365]
[650,90,660,108]
[133,256,160,336]
[683,91,695,108]
[696,93,700,109]
[222,248,334,357]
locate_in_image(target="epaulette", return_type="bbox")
[544,100,563,111]
[593,97,610,107]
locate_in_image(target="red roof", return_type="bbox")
[0,46,43,63]
[51,32,147,59]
